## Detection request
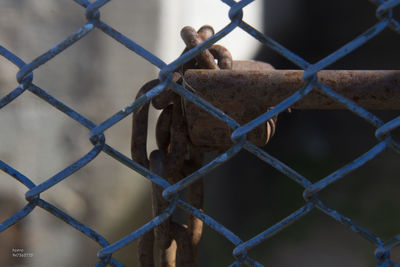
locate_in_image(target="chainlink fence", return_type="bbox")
[1,0,400,266]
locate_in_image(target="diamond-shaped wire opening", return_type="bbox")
[310,150,400,240]
[0,91,94,181]
[246,209,378,266]
[200,221,248,266]
[33,29,159,123]
[0,0,88,59]
[26,200,118,267]
[35,148,150,227]
[203,149,305,231]
[238,2,392,75]
[314,199,400,266]
[101,179,155,265]
[271,110,384,180]
[262,1,376,65]
[75,150,156,232]
[0,162,123,266]
[297,90,399,198]
[189,143,314,265]
[174,195,264,266]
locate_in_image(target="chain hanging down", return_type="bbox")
[131,25,277,267]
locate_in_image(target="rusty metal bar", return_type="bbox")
[183,68,400,148]
[184,69,400,110]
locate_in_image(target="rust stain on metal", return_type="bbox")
[183,68,400,148]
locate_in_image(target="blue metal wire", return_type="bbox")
[90,81,169,139]
[16,23,95,84]
[98,198,178,258]
[303,19,389,80]
[1,0,400,266]
[25,140,104,200]
[162,138,245,200]
[244,142,312,188]
[232,202,314,257]
[303,141,388,198]
[231,82,315,142]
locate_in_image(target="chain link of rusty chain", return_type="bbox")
[131,25,278,267]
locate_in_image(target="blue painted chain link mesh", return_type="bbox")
[1,0,400,266]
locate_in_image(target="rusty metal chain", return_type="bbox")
[131,25,278,267]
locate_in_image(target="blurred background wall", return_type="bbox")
[202,1,400,266]
[1,1,400,267]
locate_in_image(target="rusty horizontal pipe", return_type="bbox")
[184,68,400,110]
[182,66,400,148]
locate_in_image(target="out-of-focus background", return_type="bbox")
[1,0,400,267]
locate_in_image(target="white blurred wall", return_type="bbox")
[158,0,262,62]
